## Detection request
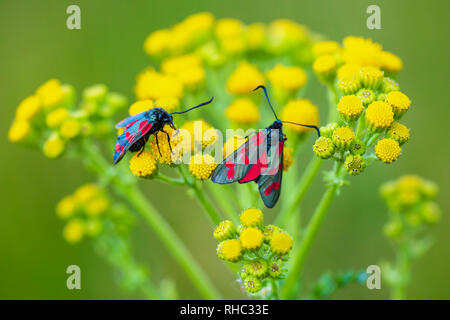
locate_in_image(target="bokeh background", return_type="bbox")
[0,0,448,299]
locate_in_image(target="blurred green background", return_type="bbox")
[0,0,448,299]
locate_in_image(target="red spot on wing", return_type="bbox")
[125,132,133,143]
[225,161,235,180]
[139,120,151,133]
[264,181,280,196]
[126,120,138,128]
[239,162,262,183]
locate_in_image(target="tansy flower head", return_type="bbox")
[283,147,294,171]
[43,135,65,159]
[359,66,383,89]
[319,122,338,138]
[223,135,246,158]
[129,100,154,116]
[281,99,319,134]
[84,196,109,216]
[313,136,335,159]
[225,98,260,125]
[15,95,41,121]
[129,151,157,178]
[144,29,171,57]
[150,125,180,165]
[383,220,403,239]
[46,108,69,128]
[74,183,99,204]
[337,63,361,80]
[60,118,81,139]
[213,220,236,241]
[155,96,179,112]
[36,79,65,109]
[56,195,77,219]
[8,120,31,143]
[270,231,293,255]
[380,51,403,74]
[240,227,263,250]
[161,54,202,74]
[83,84,107,103]
[215,18,243,39]
[388,122,410,145]
[244,276,262,293]
[381,77,400,93]
[313,54,337,82]
[337,95,364,122]
[341,36,383,67]
[269,259,284,278]
[263,224,281,243]
[63,219,84,244]
[421,202,441,224]
[247,260,268,278]
[181,119,217,150]
[385,91,411,119]
[332,126,355,150]
[267,64,307,92]
[240,208,264,228]
[344,155,366,175]
[189,154,217,180]
[217,239,242,262]
[349,139,366,156]
[226,62,265,95]
[267,19,308,54]
[375,138,401,163]
[313,41,340,57]
[356,88,376,106]
[246,23,266,50]
[337,76,361,95]
[136,69,184,101]
[365,101,394,131]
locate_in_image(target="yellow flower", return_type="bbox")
[375,138,401,163]
[225,98,260,124]
[240,208,264,227]
[337,63,361,80]
[60,119,81,139]
[337,76,361,95]
[136,69,184,101]
[84,196,109,216]
[56,195,77,219]
[74,183,99,204]
[359,66,384,89]
[267,19,308,54]
[332,126,355,150]
[129,151,157,178]
[189,154,217,180]
[182,12,215,36]
[380,51,403,74]
[176,66,206,90]
[341,36,383,67]
[313,136,335,159]
[270,231,293,255]
[385,91,411,118]
[214,220,236,241]
[226,62,265,95]
[388,122,410,145]
[222,135,246,158]
[267,64,307,92]
[161,54,205,89]
[63,219,84,244]
[155,96,179,112]
[15,95,41,121]
[144,29,171,56]
[149,125,180,165]
[46,108,69,128]
[283,147,294,171]
[281,99,319,134]
[240,227,263,250]
[313,54,337,81]
[8,120,31,143]
[215,18,246,55]
[337,95,364,121]
[217,239,242,262]
[246,23,266,50]
[313,41,340,56]
[365,101,394,130]
[36,79,65,109]
[180,119,217,150]
[128,100,154,116]
[43,135,65,159]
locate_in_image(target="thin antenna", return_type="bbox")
[171,97,214,115]
[253,85,278,120]
[282,121,321,137]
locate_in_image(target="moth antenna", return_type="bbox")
[253,85,278,120]
[171,97,214,115]
[282,121,321,137]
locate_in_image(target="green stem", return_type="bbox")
[391,243,410,300]
[276,157,323,227]
[281,184,338,299]
[271,278,280,300]
[205,183,239,225]
[155,172,185,186]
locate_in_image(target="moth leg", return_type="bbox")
[162,130,173,152]
[138,136,148,157]
[155,135,162,156]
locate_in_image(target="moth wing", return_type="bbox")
[113,119,153,164]
[115,111,149,129]
[257,140,284,208]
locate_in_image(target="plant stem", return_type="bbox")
[276,157,323,227]
[155,172,185,186]
[205,183,240,225]
[391,243,410,300]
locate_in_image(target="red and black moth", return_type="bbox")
[211,86,320,208]
[113,97,214,164]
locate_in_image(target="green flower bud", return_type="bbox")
[313,136,335,159]
[83,84,108,104]
[247,259,268,278]
[421,202,441,224]
[244,276,262,293]
[319,122,338,138]
[344,155,366,175]
[213,220,236,241]
[356,88,376,106]
[337,76,361,95]
[263,224,280,243]
[383,220,403,239]
[349,139,366,156]
[268,259,283,278]
[380,77,400,93]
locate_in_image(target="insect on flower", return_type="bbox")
[113,98,214,164]
[211,86,320,208]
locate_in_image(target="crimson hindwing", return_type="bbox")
[113,112,153,164]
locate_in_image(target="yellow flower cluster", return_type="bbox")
[57,183,110,244]
[214,209,292,294]
[380,175,441,238]
[188,154,217,180]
